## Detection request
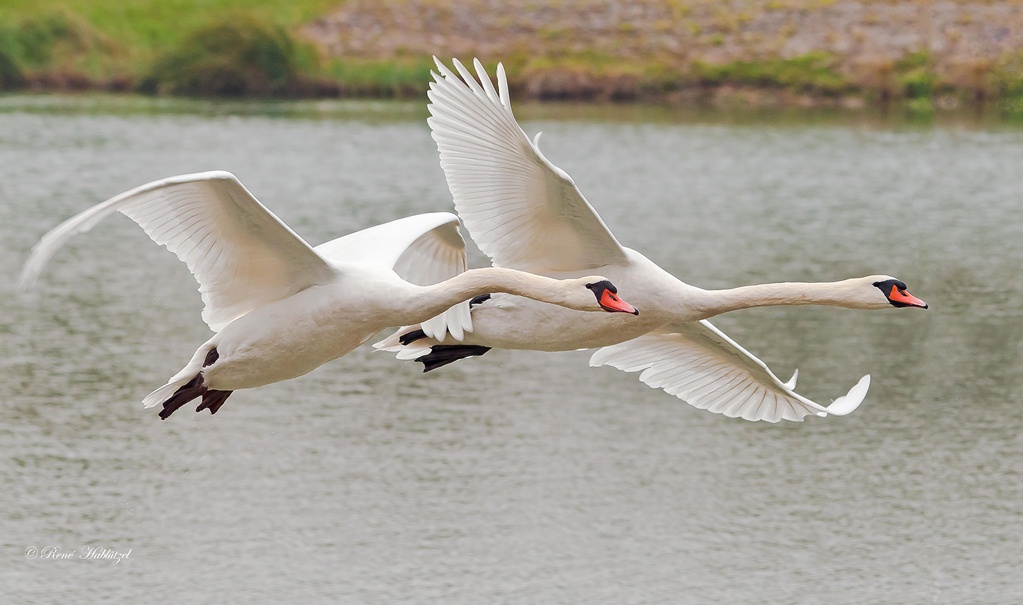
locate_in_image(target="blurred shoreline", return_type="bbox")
[1,1,1022,114]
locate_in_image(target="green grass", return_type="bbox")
[1,0,1021,112]
[693,52,851,96]
[0,3,338,94]
[0,0,340,79]
[325,57,436,98]
[994,52,1023,119]
[0,10,117,86]
[139,12,315,97]
[0,0,339,51]
[894,51,937,99]
[994,51,1023,98]
[0,49,24,89]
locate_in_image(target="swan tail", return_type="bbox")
[373,326,437,358]
[142,373,197,409]
[373,325,490,371]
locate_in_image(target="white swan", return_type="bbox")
[375,58,929,423]
[17,171,638,419]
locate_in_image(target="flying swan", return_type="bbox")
[375,58,928,423]
[18,171,638,419]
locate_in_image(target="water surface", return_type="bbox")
[1,96,1021,604]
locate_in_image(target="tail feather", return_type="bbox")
[142,374,198,408]
[142,347,212,408]
[373,325,436,359]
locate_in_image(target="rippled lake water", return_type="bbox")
[1,96,1021,604]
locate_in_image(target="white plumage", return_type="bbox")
[377,58,927,423]
[19,171,638,419]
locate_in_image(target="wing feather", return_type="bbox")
[313,212,472,342]
[590,319,870,423]
[429,57,628,272]
[18,171,337,332]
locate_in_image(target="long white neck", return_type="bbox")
[687,277,881,319]
[411,267,588,321]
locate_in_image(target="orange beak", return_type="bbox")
[599,289,639,315]
[889,284,928,309]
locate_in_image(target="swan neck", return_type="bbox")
[417,267,570,316]
[692,279,866,318]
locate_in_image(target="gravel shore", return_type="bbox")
[304,0,1023,104]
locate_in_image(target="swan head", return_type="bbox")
[582,278,639,315]
[868,276,928,309]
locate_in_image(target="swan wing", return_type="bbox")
[314,212,472,341]
[428,57,628,273]
[18,171,337,332]
[589,320,869,422]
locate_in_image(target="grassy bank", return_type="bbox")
[1,1,1023,115]
[0,0,336,54]
[0,1,337,93]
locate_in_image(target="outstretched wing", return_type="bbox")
[589,320,869,422]
[428,57,628,273]
[314,212,472,341]
[18,171,337,332]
